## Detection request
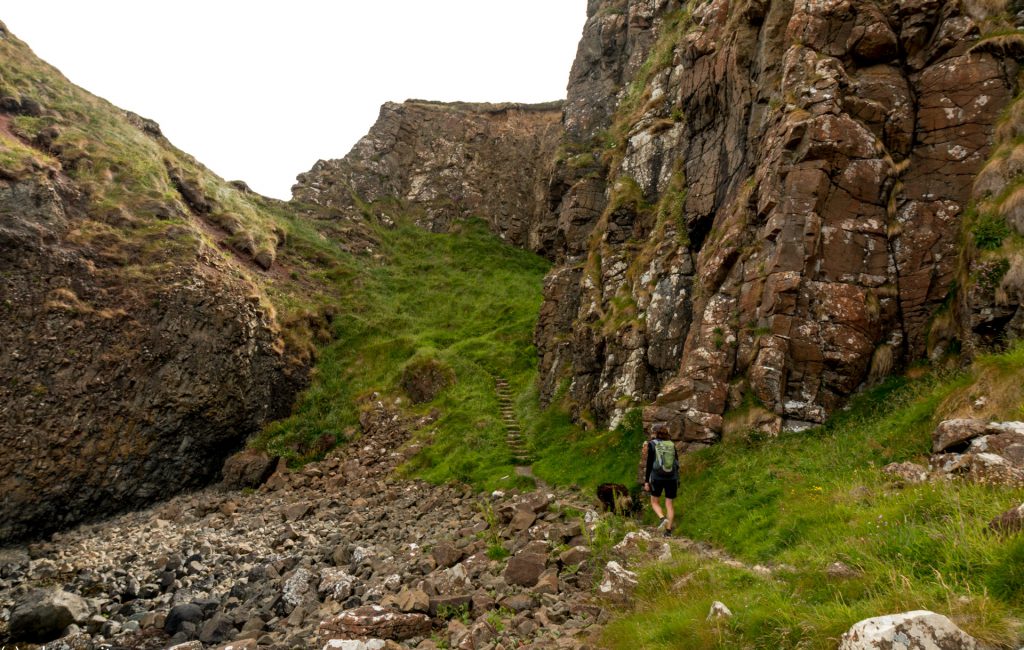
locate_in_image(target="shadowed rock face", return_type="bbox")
[0,175,299,541]
[292,101,564,248]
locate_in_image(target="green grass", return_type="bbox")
[531,404,646,489]
[255,216,554,488]
[601,368,1024,649]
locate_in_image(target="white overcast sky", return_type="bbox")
[3,2,587,199]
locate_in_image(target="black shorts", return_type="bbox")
[650,478,678,499]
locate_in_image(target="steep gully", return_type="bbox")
[294,0,1019,451]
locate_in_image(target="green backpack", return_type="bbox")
[651,439,677,479]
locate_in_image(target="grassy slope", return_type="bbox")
[602,351,1024,649]
[255,208,648,492]
[256,216,559,488]
[254,202,1024,648]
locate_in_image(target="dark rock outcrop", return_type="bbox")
[0,28,307,541]
[9,588,90,643]
[0,173,298,541]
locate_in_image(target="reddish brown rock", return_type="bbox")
[430,542,464,570]
[318,605,430,642]
[503,552,547,588]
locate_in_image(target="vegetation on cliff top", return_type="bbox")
[0,24,351,368]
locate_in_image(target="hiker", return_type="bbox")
[639,421,679,536]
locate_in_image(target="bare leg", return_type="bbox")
[649,494,665,520]
[665,498,675,530]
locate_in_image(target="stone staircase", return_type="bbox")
[495,376,530,465]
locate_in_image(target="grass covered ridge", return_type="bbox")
[0,23,360,365]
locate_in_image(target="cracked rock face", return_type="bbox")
[536,0,1015,442]
[292,101,563,248]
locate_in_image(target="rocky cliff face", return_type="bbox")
[301,0,1019,446]
[293,100,563,247]
[540,0,1017,445]
[0,24,318,541]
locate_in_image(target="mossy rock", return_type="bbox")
[401,356,455,404]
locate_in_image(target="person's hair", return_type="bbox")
[651,422,670,439]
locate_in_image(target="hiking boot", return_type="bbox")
[664,527,673,537]
[656,517,668,531]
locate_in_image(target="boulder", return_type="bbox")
[282,501,313,522]
[499,593,536,614]
[598,561,638,604]
[221,449,279,489]
[932,419,988,453]
[968,429,1024,466]
[431,541,464,569]
[559,545,591,566]
[613,530,671,564]
[933,452,1024,486]
[882,462,928,485]
[429,593,473,617]
[838,611,979,649]
[989,503,1024,534]
[533,567,560,595]
[10,588,90,643]
[164,603,205,636]
[319,605,431,642]
[393,586,430,613]
[504,552,547,587]
[707,601,732,621]
[508,505,537,532]
[319,568,357,602]
[282,567,318,611]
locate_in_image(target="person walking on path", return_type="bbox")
[638,422,679,536]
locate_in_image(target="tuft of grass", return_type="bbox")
[975,211,1014,250]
